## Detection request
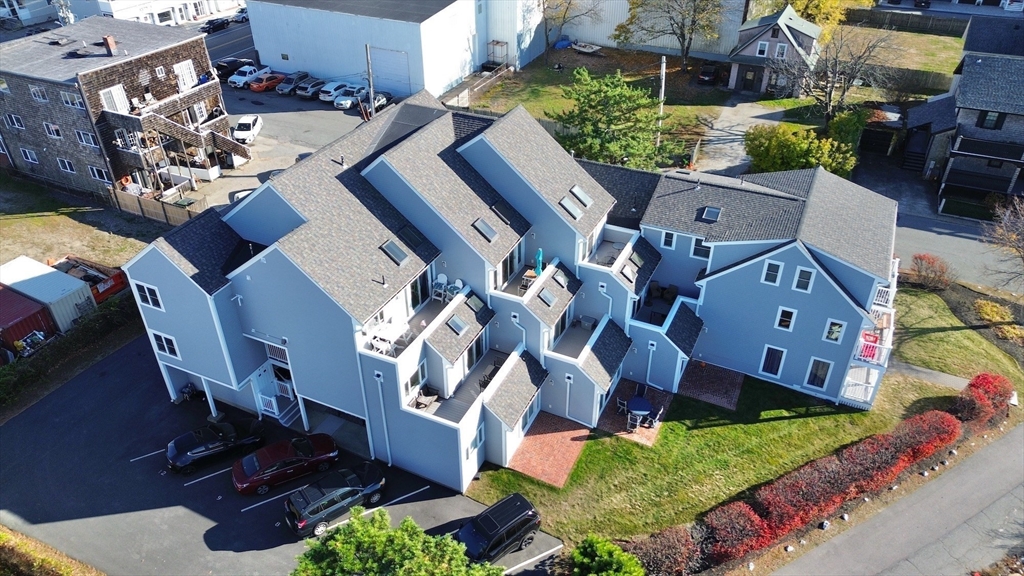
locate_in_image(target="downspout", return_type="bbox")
[354,349,377,461]
[374,371,393,466]
[598,283,613,318]
[646,342,656,384]
[511,312,526,347]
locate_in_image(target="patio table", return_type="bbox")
[627,395,653,416]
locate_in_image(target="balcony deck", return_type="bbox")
[417,349,509,423]
[634,298,673,328]
[589,240,625,268]
[552,322,593,358]
[953,136,1024,162]
[944,169,1013,193]
[500,264,532,296]
[363,299,446,357]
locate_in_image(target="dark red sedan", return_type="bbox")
[232,434,339,495]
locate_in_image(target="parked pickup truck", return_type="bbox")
[47,254,128,304]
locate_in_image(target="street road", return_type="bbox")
[202,21,256,63]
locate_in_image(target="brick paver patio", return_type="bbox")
[507,411,590,488]
[677,362,744,410]
[597,379,672,447]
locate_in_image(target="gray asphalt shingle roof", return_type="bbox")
[666,304,704,356]
[481,106,616,237]
[906,94,957,133]
[426,291,495,364]
[271,92,441,323]
[0,16,201,82]
[581,320,632,392]
[382,113,531,268]
[613,237,661,295]
[252,0,457,23]
[956,56,1024,116]
[964,16,1024,57]
[737,4,821,39]
[485,351,547,429]
[153,209,241,295]
[577,160,661,229]
[525,263,582,328]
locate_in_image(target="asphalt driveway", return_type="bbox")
[0,335,560,574]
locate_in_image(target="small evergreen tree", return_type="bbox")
[570,535,645,576]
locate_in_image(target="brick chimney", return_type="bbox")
[102,35,117,56]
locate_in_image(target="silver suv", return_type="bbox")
[276,71,310,95]
[295,77,326,99]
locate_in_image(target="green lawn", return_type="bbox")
[848,26,965,74]
[467,288,1022,546]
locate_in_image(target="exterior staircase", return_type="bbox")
[902,149,926,172]
[277,397,301,427]
[210,131,251,159]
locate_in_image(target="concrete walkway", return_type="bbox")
[695,94,784,176]
[775,424,1024,575]
[888,360,970,390]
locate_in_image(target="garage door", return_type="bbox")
[369,47,412,97]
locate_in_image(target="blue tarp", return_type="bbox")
[553,39,572,50]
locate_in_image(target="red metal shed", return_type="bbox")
[0,284,58,351]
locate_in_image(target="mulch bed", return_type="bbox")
[934,282,1024,369]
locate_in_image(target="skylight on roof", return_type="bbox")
[447,314,468,335]
[569,185,593,208]
[629,251,644,268]
[467,294,485,313]
[492,200,515,225]
[559,196,583,220]
[621,266,637,282]
[553,269,567,288]
[381,240,408,265]
[473,218,498,242]
[397,225,425,249]
[539,288,557,307]
[701,206,722,222]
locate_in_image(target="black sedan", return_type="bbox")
[284,462,386,537]
[166,419,265,475]
[215,57,254,82]
[697,64,719,85]
[200,18,231,33]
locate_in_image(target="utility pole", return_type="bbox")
[656,55,666,148]
[365,44,376,120]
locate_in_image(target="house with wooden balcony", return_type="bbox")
[0,16,247,203]
[122,91,898,492]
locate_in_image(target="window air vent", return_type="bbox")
[472,217,498,242]
[559,196,583,220]
[569,184,593,208]
[381,239,408,265]
[397,225,425,249]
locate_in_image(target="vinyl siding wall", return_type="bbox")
[641,226,708,299]
[805,246,879,309]
[621,321,681,392]
[223,185,305,247]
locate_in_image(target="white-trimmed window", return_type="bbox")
[467,422,485,459]
[805,357,832,388]
[99,84,130,113]
[155,66,166,79]
[152,331,179,358]
[521,395,540,431]
[793,267,815,292]
[823,319,845,344]
[762,260,783,285]
[775,44,788,58]
[29,85,47,102]
[20,148,38,164]
[0,77,9,93]
[662,231,675,249]
[756,41,769,57]
[403,361,427,397]
[44,122,62,139]
[89,165,112,183]
[760,345,786,377]
[114,128,138,149]
[691,238,711,259]
[4,113,25,129]
[173,60,198,93]
[61,91,85,109]
[57,157,75,173]
[776,306,796,331]
[135,282,163,310]
[76,130,99,147]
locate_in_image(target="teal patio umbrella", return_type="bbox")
[535,248,543,276]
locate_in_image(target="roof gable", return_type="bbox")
[581,319,631,391]
[485,351,547,428]
[964,16,1024,57]
[956,56,1024,116]
[152,209,242,295]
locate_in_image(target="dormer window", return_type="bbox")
[569,184,593,207]
[381,239,408,265]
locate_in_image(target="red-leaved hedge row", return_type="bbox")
[952,373,1014,433]
[700,410,961,564]
[619,525,702,576]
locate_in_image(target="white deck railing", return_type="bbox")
[854,339,892,365]
[874,285,895,308]
[259,394,279,416]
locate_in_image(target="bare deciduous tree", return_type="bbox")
[612,0,725,72]
[766,25,894,124]
[543,0,603,63]
[986,196,1024,292]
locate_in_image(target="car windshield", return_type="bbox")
[236,122,252,131]
[341,88,356,96]
[456,522,488,560]
[241,453,260,476]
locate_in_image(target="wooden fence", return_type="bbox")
[866,63,954,92]
[109,188,207,226]
[845,8,969,36]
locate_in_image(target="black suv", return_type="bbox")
[455,493,540,563]
[200,18,230,33]
[284,462,386,537]
[215,58,254,82]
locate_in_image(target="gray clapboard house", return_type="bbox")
[123,92,898,492]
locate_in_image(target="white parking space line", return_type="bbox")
[183,468,231,487]
[503,545,563,575]
[241,484,309,513]
[324,485,432,532]
[130,449,165,462]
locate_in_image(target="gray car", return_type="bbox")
[276,71,310,95]
[284,462,385,537]
[295,78,326,99]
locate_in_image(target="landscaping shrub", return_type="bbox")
[888,410,962,463]
[974,301,1024,344]
[701,502,770,565]
[743,124,858,178]
[620,525,704,576]
[910,253,954,290]
[752,455,851,538]
[570,535,644,576]
[952,373,1014,431]
[827,109,870,149]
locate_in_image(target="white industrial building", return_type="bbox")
[247,0,545,97]
[67,0,245,26]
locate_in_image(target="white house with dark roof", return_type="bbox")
[123,91,898,492]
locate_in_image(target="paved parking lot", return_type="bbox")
[0,336,561,575]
